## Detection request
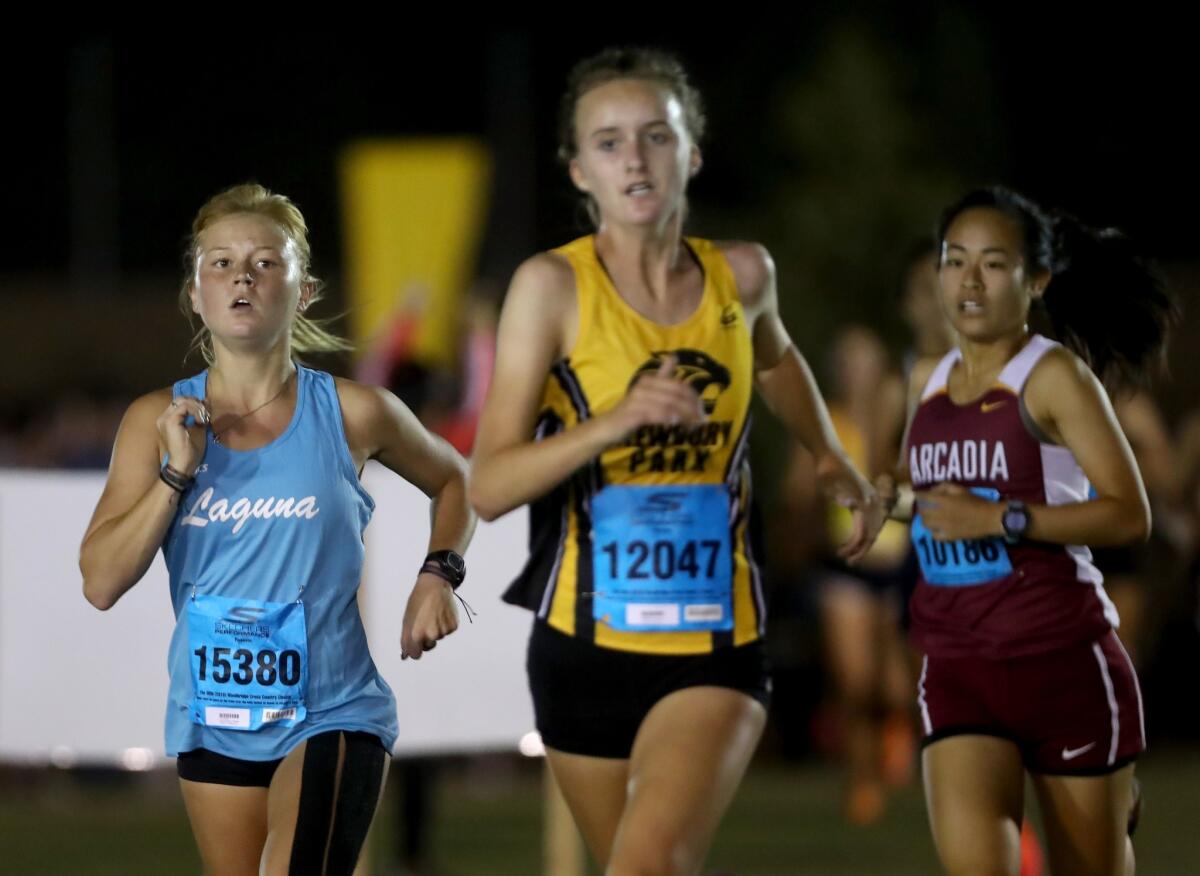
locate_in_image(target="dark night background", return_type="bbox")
[7,18,1195,435]
[3,18,1195,276]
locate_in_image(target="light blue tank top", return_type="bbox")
[163,364,398,759]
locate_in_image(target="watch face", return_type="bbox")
[1003,505,1028,537]
[445,552,465,576]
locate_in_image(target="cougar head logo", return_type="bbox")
[630,349,732,415]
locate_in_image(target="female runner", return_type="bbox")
[885,186,1174,875]
[469,48,883,875]
[80,183,475,875]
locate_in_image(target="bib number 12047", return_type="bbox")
[600,539,722,581]
[591,485,733,632]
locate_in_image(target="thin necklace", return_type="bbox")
[209,369,295,445]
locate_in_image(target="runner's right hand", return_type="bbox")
[157,396,209,476]
[607,355,707,440]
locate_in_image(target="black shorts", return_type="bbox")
[176,731,385,788]
[527,621,771,759]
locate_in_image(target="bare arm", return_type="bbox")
[723,241,882,562]
[468,253,706,521]
[79,390,209,610]
[919,348,1150,546]
[339,379,476,660]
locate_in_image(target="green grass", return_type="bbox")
[2,750,1199,874]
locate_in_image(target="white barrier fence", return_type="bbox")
[0,467,535,765]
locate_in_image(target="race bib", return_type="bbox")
[592,485,733,632]
[911,487,1013,587]
[187,594,308,731]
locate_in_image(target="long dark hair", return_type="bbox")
[936,186,1178,388]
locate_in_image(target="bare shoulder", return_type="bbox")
[715,240,775,310]
[333,376,464,491]
[1026,344,1099,400]
[103,387,175,483]
[499,249,580,361]
[332,377,397,448]
[507,251,576,309]
[332,375,383,415]
[129,387,176,419]
[1024,344,1111,440]
[121,387,175,443]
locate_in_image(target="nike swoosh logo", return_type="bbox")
[981,401,1007,413]
[1061,742,1097,760]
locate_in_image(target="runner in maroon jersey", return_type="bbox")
[877,187,1176,876]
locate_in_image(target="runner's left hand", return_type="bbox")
[918,483,1004,541]
[400,573,459,660]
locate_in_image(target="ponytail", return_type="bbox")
[1042,214,1175,387]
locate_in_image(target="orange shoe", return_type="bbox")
[1019,820,1045,876]
[844,781,886,826]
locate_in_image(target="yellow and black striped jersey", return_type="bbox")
[502,235,763,655]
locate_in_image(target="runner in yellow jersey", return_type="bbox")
[470,47,885,874]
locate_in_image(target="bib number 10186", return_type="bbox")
[911,486,1013,587]
[913,537,1004,569]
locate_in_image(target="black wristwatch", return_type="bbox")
[1001,500,1030,545]
[420,550,466,590]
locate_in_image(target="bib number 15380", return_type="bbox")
[193,645,302,687]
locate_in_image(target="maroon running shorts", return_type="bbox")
[917,629,1144,775]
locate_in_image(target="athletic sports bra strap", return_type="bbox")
[920,348,962,401]
[997,334,1059,393]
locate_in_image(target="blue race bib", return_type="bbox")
[187,594,308,731]
[592,484,733,632]
[911,487,1013,587]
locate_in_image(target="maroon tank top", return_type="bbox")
[906,335,1116,658]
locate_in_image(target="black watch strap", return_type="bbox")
[420,550,466,589]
